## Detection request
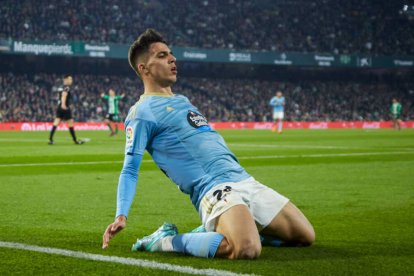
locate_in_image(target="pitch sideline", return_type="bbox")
[0,241,255,276]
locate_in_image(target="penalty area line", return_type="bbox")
[0,241,255,276]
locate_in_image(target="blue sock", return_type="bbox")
[260,235,283,247]
[172,232,224,258]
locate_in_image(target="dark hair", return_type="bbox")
[63,74,72,79]
[128,29,167,77]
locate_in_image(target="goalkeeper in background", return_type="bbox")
[101,89,125,136]
[391,98,402,130]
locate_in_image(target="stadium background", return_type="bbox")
[0,0,413,128]
[0,1,414,276]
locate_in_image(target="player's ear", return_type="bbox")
[138,64,149,76]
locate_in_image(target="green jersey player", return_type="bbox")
[101,89,125,136]
[391,98,402,130]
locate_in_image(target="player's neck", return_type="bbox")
[143,82,173,96]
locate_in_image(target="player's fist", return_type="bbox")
[102,215,126,249]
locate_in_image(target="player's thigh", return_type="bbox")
[67,119,74,127]
[215,205,261,259]
[53,118,61,125]
[261,201,315,245]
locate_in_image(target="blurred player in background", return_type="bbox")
[391,98,402,130]
[101,89,125,136]
[48,75,84,145]
[269,91,285,134]
[102,29,314,259]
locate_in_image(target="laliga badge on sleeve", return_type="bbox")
[126,126,134,146]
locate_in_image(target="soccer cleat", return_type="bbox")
[190,225,206,233]
[75,140,85,145]
[131,223,178,252]
[48,140,54,145]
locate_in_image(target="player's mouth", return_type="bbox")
[171,67,177,74]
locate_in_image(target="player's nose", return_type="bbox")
[168,53,176,64]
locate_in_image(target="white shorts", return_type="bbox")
[198,177,289,232]
[273,112,284,120]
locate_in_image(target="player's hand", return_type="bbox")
[61,105,67,110]
[102,215,126,249]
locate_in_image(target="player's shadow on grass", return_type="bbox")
[259,242,414,261]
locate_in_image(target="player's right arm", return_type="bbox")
[61,90,68,110]
[269,97,276,106]
[102,117,156,249]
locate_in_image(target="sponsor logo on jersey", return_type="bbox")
[126,126,133,145]
[187,110,211,130]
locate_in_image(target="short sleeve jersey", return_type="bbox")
[57,85,71,107]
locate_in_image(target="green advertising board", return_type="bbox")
[0,39,412,68]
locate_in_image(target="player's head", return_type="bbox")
[63,75,73,86]
[392,98,398,103]
[109,89,115,96]
[128,29,177,86]
[276,91,283,97]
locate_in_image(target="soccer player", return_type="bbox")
[102,29,315,259]
[391,98,402,130]
[48,75,84,145]
[101,89,125,136]
[269,91,285,134]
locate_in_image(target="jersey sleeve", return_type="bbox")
[269,97,276,106]
[102,95,109,100]
[125,118,156,155]
[115,118,157,218]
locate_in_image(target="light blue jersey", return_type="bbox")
[269,96,285,113]
[116,93,250,217]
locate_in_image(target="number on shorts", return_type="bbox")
[213,186,232,201]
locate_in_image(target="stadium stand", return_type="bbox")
[0,0,413,55]
[1,73,412,123]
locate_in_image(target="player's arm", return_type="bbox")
[102,153,143,249]
[102,118,155,249]
[269,97,276,106]
[61,91,68,110]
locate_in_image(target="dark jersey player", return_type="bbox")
[48,75,84,145]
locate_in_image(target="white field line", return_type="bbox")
[0,151,413,168]
[229,143,351,149]
[0,241,254,276]
[237,151,414,160]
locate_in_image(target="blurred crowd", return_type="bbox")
[1,0,413,56]
[1,73,412,123]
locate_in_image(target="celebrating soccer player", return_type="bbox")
[48,75,84,145]
[391,98,402,130]
[101,89,125,136]
[102,29,315,259]
[269,91,285,134]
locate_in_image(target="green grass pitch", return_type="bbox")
[0,129,413,275]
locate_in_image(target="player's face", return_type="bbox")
[276,92,282,97]
[142,42,177,87]
[109,89,115,96]
[64,77,73,86]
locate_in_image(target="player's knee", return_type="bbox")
[299,226,315,246]
[233,239,262,259]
